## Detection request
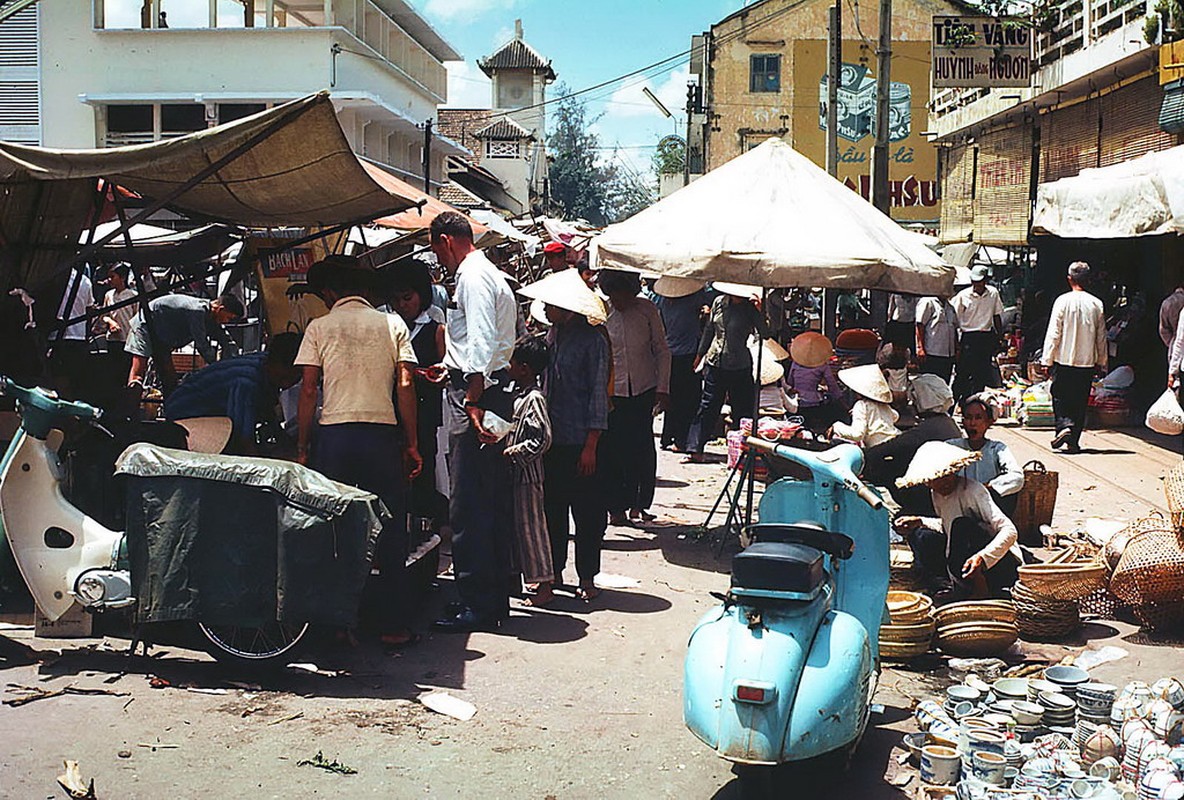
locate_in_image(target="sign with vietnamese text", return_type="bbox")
[932,16,1031,89]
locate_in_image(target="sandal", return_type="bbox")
[576,584,600,602]
[521,592,555,608]
[680,454,706,464]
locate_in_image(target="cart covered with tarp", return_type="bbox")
[115,443,383,627]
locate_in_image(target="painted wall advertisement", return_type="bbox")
[931,16,1032,88]
[793,40,938,222]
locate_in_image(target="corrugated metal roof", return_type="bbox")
[478,38,556,80]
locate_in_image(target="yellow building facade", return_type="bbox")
[691,0,966,225]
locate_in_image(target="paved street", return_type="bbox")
[2,422,1183,799]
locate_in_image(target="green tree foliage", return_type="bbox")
[547,86,654,225]
[652,136,686,177]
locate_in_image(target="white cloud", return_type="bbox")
[443,61,492,108]
[422,0,520,22]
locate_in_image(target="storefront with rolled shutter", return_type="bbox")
[972,123,1034,246]
[939,144,975,243]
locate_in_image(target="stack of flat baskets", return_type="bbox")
[1108,494,1184,632]
[933,600,1018,656]
[1011,547,1106,641]
[880,591,935,660]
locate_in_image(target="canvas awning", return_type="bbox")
[593,138,952,296]
[364,160,488,238]
[81,221,240,267]
[0,92,422,291]
[1033,145,1184,239]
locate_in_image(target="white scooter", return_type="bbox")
[0,377,309,664]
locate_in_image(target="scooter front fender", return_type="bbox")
[782,610,872,762]
[0,431,121,620]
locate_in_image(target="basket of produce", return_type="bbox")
[934,620,1018,657]
[1016,562,1107,602]
[933,600,1015,628]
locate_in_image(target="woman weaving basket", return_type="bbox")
[893,441,1022,602]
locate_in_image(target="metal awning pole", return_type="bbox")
[53,182,108,339]
[743,288,769,532]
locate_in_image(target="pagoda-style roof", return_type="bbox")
[478,32,556,81]
[473,117,534,140]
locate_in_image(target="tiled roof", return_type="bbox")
[473,117,533,140]
[478,38,556,80]
[437,109,493,164]
[438,181,486,211]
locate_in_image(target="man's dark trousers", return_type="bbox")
[661,354,700,450]
[1051,363,1094,447]
[605,389,658,513]
[446,386,514,621]
[316,422,409,630]
[953,331,998,401]
[544,442,607,583]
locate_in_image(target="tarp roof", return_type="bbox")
[1032,145,1184,239]
[364,160,489,238]
[0,92,421,291]
[593,138,952,295]
[80,222,240,267]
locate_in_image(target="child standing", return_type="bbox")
[504,336,556,607]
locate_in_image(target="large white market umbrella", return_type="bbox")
[594,138,952,296]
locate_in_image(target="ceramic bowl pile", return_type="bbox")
[1079,682,1119,725]
[1045,665,1090,698]
[1039,690,1077,728]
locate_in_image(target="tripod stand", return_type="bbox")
[704,445,764,557]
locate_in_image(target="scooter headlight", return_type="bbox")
[76,574,107,605]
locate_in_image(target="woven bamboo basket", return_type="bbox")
[1015,460,1058,546]
[935,621,1018,657]
[1130,602,1184,632]
[933,600,1016,628]
[1165,464,1184,531]
[1110,529,1184,607]
[1104,515,1171,571]
[1016,563,1107,601]
[887,591,934,624]
[881,618,936,645]
[1079,586,1125,620]
[1012,580,1080,640]
[879,639,932,661]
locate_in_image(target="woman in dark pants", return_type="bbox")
[684,283,768,463]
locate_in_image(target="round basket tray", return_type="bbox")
[881,619,936,644]
[879,639,931,661]
[1016,563,1107,601]
[935,621,1018,657]
[933,600,1016,628]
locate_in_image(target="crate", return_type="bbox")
[35,603,93,638]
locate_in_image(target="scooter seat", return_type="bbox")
[731,541,825,597]
[746,523,855,561]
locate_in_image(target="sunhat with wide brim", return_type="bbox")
[750,340,788,385]
[174,417,233,454]
[653,276,706,299]
[518,268,608,325]
[529,298,551,327]
[712,281,761,300]
[896,441,982,489]
[837,364,893,404]
[790,331,834,368]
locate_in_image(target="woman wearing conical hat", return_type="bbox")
[893,441,1022,601]
[828,364,900,449]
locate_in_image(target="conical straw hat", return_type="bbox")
[653,276,705,298]
[712,281,761,300]
[790,332,833,368]
[838,363,893,404]
[763,338,790,362]
[896,441,981,489]
[518,268,607,324]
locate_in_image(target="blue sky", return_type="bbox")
[410,0,744,177]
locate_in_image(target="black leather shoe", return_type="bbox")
[1051,429,1072,450]
[433,609,501,633]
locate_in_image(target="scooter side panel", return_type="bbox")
[0,433,121,620]
[759,478,889,657]
[782,610,872,761]
[684,598,829,764]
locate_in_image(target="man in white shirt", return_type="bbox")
[885,293,918,352]
[431,211,519,632]
[49,267,95,400]
[950,266,1004,402]
[1042,261,1106,453]
[915,295,959,383]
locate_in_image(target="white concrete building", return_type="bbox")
[0,0,466,190]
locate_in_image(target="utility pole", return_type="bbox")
[872,0,893,214]
[825,1,841,178]
[422,119,433,194]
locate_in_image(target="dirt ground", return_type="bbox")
[2,421,1183,799]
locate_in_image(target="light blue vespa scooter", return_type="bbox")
[684,438,890,785]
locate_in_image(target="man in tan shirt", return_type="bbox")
[295,256,421,644]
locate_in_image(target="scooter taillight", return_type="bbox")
[733,680,777,704]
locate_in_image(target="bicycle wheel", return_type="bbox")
[196,620,310,666]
